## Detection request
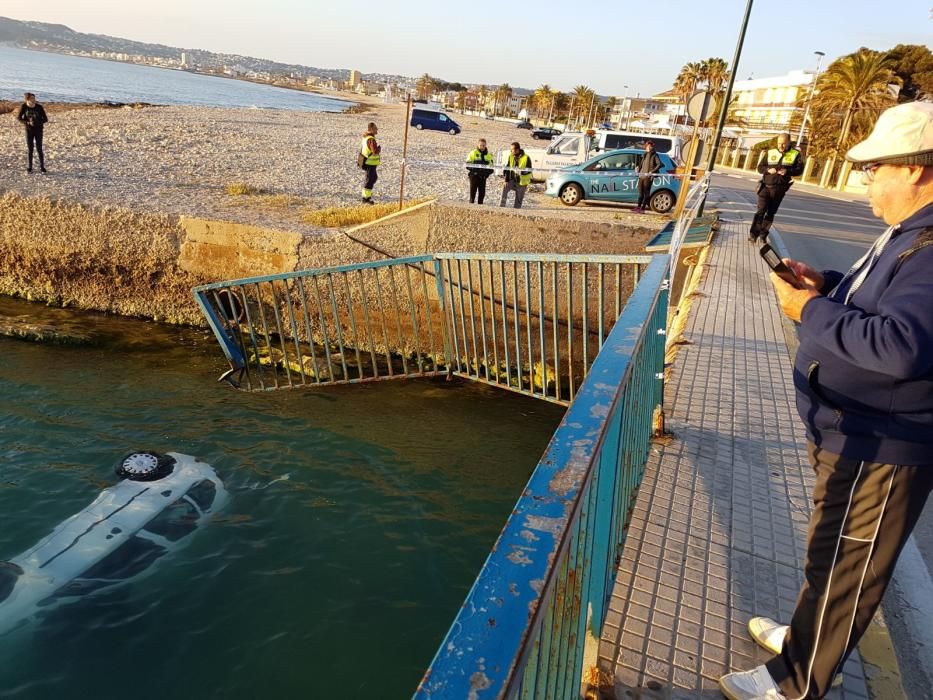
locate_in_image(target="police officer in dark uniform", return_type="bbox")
[749,133,802,241]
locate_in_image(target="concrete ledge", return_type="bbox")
[0,192,665,326]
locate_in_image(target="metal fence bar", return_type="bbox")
[524,262,534,398]
[355,270,379,378]
[414,254,670,700]
[537,261,547,398]
[295,278,322,384]
[418,262,439,374]
[340,272,364,380]
[371,267,395,378]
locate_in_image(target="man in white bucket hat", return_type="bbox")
[720,100,933,699]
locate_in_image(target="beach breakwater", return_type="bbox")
[0,191,658,326]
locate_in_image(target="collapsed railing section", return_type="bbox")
[194,256,445,391]
[193,253,652,405]
[415,254,670,699]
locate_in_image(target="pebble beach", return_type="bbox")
[0,98,637,232]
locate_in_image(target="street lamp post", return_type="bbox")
[699,0,754,216]
[621,85,629,129]
[795,51,825,149]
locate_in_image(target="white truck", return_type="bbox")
[501,129,683,182]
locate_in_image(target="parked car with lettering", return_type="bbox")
[504,129,682,181]
[544,148,680,213]
[531,127,561,140]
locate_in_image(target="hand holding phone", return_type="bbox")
[760,244,803,288]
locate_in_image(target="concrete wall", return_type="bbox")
[0,193,658,327]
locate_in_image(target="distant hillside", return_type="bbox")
[0,16,405,83]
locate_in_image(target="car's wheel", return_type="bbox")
[415,124,423,130]
[449,128,457,135]
[650,189,676,214]
[115,451,177,482]
[559,183,583,206]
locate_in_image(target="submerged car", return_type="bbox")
[544,148,680,213]
[0,451,228,635]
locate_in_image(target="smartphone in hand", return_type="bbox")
[759,244,803,288]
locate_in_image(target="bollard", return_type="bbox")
[819,157,834,189]
[836,161,853,192]
[731,149,742,169]
[802,156,815,184]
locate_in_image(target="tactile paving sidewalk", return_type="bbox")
[597,188,869,699]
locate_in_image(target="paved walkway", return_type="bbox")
[597,186,870,699]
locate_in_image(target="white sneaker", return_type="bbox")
[748,617,788,655]
[719,665,783,699]
[746,617,844,688]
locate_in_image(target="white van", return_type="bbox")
[505,130,683,181]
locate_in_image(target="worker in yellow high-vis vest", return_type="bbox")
[359,122,381,205]
[750,133,803,241]
[500,141,532,209]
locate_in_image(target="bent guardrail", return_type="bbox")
[415,254,670,698]
[193,253,652,405]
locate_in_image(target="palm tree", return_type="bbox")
[416,73,437,101]
[811,49,898,164]
[674,62,704,103]
[702,57,730,94]
[494,83,513,117]
[571,85,594,127]
[552,92,569,124]
[456,89,467,113]
[477,85,489,114]
[533,84,553,119]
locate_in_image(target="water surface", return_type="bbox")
[0,297,564,699]
[0,46,352,111]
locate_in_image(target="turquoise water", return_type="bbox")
[0,46,352,111]
[0,298,564,699]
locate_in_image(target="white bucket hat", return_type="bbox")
[846,101,933,166]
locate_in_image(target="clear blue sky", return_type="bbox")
[4,1,930,96]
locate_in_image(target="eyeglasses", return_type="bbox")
[861,163,881,183]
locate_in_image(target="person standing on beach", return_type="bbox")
[17,92,48,174]
[500,142,532,209]
[466,138,494,204]
[360,122,381,204]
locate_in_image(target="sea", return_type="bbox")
[0,45,352,111]
[0,297,564,698]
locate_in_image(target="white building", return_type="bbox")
[729,70,816,133]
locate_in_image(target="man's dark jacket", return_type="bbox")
[794,203,933,464]
[17,103,48,130]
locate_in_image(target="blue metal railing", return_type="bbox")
[193,253,651,405]
[415,254,669,699]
